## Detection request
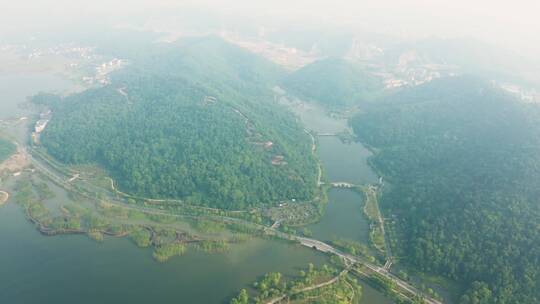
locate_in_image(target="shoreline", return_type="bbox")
[0,190,9,205]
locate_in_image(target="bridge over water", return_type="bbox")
[319,181,359,188]
[296,236,443,304]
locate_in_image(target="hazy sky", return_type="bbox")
[1,0,539,58]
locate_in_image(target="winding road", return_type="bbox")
[24,144,442,304]
[265,269,349,304]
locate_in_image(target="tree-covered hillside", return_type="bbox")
[41,36,318,209]
[351,76,539,303]
[282,58,382,107]
[0,138,15,163]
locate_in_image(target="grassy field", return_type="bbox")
[361,186,386,255]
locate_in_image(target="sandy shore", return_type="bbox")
[0,190,9,205]
[0,144,29,173]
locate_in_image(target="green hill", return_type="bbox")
[41,36,318,209]
[282,58,382,107]
[0,138,15,163]
[351,76,540,303]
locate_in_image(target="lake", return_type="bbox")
[0,72,73,120]
[307,188,370,244]
[0,70,393,304]
[293,95,379,246]
[0,201,329,304]
[318,136,378,185]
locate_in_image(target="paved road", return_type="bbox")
[365,185,394,269]
[296,237,442,304]
[26,145,442,304]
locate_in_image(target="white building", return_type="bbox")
[35,119,49,133]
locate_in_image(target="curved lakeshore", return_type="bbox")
[0,190,9,205]
[0,71,398,304]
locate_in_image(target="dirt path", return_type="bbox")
[304,129,322,186]
[0,143,29,173]
[265,270,348,304]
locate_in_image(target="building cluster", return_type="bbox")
[24,44,97,61]
[500,83,540,103]
[31,110,53,145]
[83,58,127,86]
[378,66,453,90]
[220,31,318,70]
[381,52,459,89]
[271,155,286,166]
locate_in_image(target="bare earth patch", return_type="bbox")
[0,146,30,173]
[0,191,8,205]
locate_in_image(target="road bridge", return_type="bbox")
[25,145,442,304]
[296,236,442,304]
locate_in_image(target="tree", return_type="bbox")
[351,76,540,303]
[460,282,493,304]
[230,289,249,304]
[41,37,319,210]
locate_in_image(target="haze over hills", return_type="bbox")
[351,76,540,304]
[282,57,383,107]
[41,36,318,209]
[1,2,539,303]
[10,26,540,303]
[383,37,540,86]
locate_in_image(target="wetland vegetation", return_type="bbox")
[230,263,363,304]
[0,138,15,163]
[0,30,395,304]
[6,11,538,303]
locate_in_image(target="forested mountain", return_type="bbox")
[41,36,318,209]
[282,58,382,107]
[351,76,540,303]
[123,36,286,91]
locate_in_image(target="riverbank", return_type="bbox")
[0,200,328,304]
[0,76,438,304]
[230,264,362,304]
[359,185,387,256]
[0,190,8,205]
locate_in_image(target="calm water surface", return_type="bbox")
[0,202,328,304]
[0,73,393,304]
[308,188,370,244]
[0,72,72,120]
[318,136,378,185]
